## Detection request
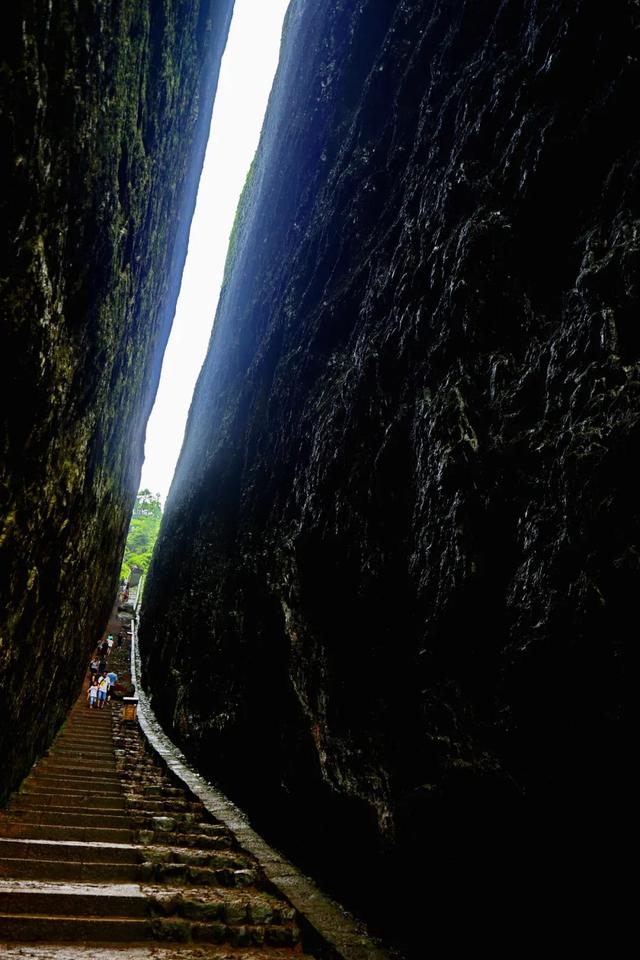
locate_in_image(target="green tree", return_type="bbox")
[120,489,162,579]
[132,488,162,519]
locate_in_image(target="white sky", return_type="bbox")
[140,0,291,502]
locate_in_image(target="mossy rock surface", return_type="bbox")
[0,0,234,801]
[140,0,638,954]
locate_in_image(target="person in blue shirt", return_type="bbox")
[107,670,118,701]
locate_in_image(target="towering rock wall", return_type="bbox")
[141,0,638,948]
[0,0,234,800]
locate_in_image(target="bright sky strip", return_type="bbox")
[140,0,291,502]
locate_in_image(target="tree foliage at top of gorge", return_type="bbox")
[120,489,163,580]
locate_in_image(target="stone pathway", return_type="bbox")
[0,609,312,959]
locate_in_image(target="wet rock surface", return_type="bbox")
[140,0,638,953]
[0,0,234,799]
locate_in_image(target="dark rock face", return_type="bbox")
[0,0,234,800]
[141,0,638,949]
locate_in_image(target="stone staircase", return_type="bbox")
[0,626,312,959]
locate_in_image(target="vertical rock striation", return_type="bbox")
[0,0,234,800]
[141,0,638,949]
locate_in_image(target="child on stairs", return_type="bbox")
[87,677,99,708]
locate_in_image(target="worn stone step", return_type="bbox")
[58,726,113,736]
[49,737,113,756]
[0,838,140,864]
[63,724,113,733]
[28,773,123,790]
[9,801,128,819]
[130,810,200,827]
[141,786,184,798]
[47,749,115,762]
[67,711,112,721]
[0,880,148,918]
[63,725,112,732]
[44,762,118,775]
[12,793,125,811]
[54,740,114,752]
[2,809,133,829]
[0,912,299,945]
[126,799,203,814]
[122,756,161,764]
[193,921,300,947]
[0,820,134,844]
[0,912,152,942]
[35,763,119,781]
[126,776,168,786]
[135,818,229,837]
[51,735,114,743]
[139,846,249,871]
[0,945,310,959]
[25,779,122,795]
[139,862,258,888]
[137,830,232,851]
[23,782,122,797]
[144,884,296,926]
[0,857,141,882]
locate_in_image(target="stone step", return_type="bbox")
[35,763,120,781]
[119,772,159,781]
[138,862,258,888]
[131,810,201,827]
[60,724,113,732]
[0,912,151,942]
[9,799,127,817]
[58,725,113,735]
[23,782,122,797]
[29,773,123,789]
[0,857,141,882]
[44,762,118,775]
[52,735,114,746]
[12,793,125,810]
[0,820,134,844]
[145,885,296,926]
[126,799,203,814]
[58,723,112,733]
[66,714,112,720]
[0,838,140,864]
[137,830,232,850]
[0,945,310,959]
[57,730,114,741]
[62,727,114,734]
[47,749,115,762]
[140,786,184,798]
[0,881,147,917]
[54,739,114,751]
[138,846,250,871]
[25,778,122,794]
[0,912,299,945]
[2,809,133,829]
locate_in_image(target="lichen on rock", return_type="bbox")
[0,0,234,800]
[140,0,637,952]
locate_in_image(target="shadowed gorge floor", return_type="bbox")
[0,610,311,957]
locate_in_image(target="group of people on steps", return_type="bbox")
[86,630,126,708]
